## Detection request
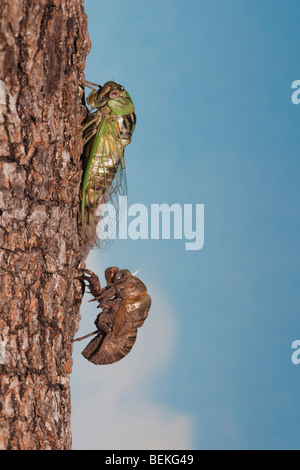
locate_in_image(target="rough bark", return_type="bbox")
[0,0,90,450]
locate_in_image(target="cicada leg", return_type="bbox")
[80,79,101,91]
[74,113,99,139]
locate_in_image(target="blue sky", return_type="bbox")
[71,0,300,450]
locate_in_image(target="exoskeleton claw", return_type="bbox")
[76,268,102,297]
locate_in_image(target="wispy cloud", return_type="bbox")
[71,258,194,450]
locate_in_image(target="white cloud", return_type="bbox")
[71,258,194,450]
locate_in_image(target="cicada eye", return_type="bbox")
[108,89,120,99]
[112,269,129,282]
[115,272,123,281]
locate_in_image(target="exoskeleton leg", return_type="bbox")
[73,330,98,342]
[77,268,102,298]
[95,285,117,304]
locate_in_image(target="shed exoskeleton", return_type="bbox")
[74,267,151,365]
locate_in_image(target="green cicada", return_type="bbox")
[80,80,136,248]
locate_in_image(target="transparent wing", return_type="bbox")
[83,162,127,250]
[95,163,127,250]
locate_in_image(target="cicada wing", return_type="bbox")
[83,162,127,250]
[82,121,128,250]
[95,163,127,250]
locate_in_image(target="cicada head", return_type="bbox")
[104,266,119,284]
[87,81,135,117]
[105,266,131,285]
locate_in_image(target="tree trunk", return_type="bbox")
[0,0,90,450]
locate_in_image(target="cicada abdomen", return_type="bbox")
[80,80,136,249]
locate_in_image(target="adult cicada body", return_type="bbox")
[74,267,151,365]
[80,80,136,249]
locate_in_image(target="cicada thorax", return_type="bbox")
[80,80,136,249]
